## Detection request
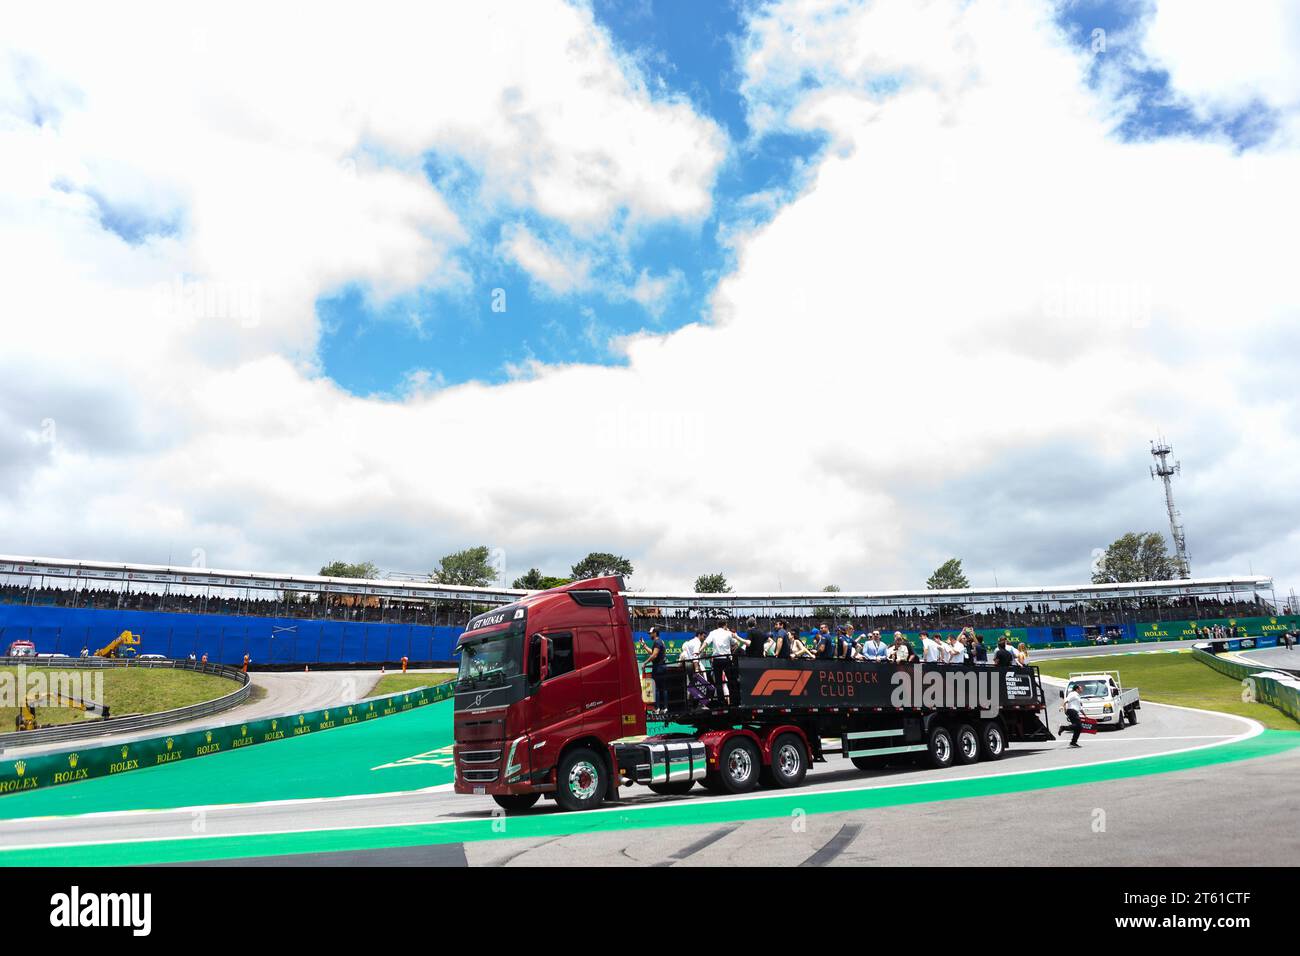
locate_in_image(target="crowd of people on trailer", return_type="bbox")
[641,618,1032,709]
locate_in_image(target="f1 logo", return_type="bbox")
[752,670,812,697]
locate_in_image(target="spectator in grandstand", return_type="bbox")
[993,637,1015,668]
[921,631,943,663]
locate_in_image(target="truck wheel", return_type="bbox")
[954,723,980,765]
[926,724,956,769]
[1114,708,1125,729]
[718,737,761,793]
[762,733,808,788]
[555,747,606,812]
[492,793,540,813]
[647,781,695,796]
[1126,705,1138,726]
[979,720,1006,761]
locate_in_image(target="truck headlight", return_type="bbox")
[1103,703,1113,712]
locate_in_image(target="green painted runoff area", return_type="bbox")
[0,698,456,820]
[2,729,1296,866]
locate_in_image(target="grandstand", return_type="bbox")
[0,554,1286,666]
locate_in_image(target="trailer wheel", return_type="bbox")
[647,781,696,796]
[761,733,808,788]
[979,720,1006,761]
[555,747,606,812]
[492,793,540,813]
[954,723,981,765]
[926,724,956,769]
[718,737,761,793]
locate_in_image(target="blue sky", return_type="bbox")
[317,0,1277,397]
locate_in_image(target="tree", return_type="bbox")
[431,546,496,587]
[694,573,731,593]
[926,558,970,590]
[512,568,572,590]
[1092,532,1177,583]
[319,561,379,579]
[813,584,842,619]
[570,552,634,580]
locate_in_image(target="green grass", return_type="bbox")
[1,665,240,730]
[1036,653,1300,731]
[366,672,455,698]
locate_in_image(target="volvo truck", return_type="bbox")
[452,576,1054,812]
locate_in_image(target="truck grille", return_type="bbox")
[460,768,499,782]
[459,749,502,765]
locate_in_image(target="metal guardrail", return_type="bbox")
[0,657,250,751]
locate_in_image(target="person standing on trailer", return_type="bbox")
[706,620,739,705]
[993,637,1015,667]
[644,626,668,712]
[974,633,988,664]
[815,623,835,660]
[862,630,888,661]
[772,620,792,659]
[680,629,704,669]
[921,631,943,663]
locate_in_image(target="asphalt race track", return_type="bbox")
[1238,645,1300,673]
[1,668,1296,866]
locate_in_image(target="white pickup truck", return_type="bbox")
[1064,671,1141,728]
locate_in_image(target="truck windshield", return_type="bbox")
[456,634,522,690]
[1071,680,1112,697]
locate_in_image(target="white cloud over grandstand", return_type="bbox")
[2,0,1299,599]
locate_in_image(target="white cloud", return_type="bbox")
[1139,0,1300,126]
[2,0,1299,601]
[497,221,593,295]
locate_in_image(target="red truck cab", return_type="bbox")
[452,576,645,812]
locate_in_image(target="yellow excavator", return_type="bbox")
[15,691,111,732]
[95,630,141,659]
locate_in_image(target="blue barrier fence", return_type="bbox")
[3,603,1276,665]
[0,605,463,665]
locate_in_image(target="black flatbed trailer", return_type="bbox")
[643,655,1054,775]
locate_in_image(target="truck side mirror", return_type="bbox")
[1058,690,1064,699]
